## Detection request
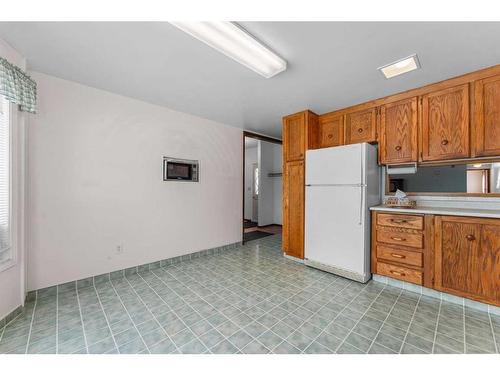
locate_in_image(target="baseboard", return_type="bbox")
[26,240,242,303]
[0,305,24,330]
[372,274,500,317]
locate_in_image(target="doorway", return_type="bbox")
[243,131,283,243]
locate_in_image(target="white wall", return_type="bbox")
[27,72,242,291]
[244,146,257,221]
[257,141,282,226]
[0,38,27,319]
[272,144,283,225]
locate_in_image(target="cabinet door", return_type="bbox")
[473,74,500,157]
[283,112,306,162]
[318,114,344,148]
[344,107,377,144]
[435,216,500,305]
[283,160,304,259]
[379,97,418,164]
[421,84,470,161]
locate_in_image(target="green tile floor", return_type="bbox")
[0,234,499,354]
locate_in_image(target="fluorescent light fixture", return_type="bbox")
[378,54,420,79]
[170,21,287,78]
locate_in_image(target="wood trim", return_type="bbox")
[423,214,435,288]
[320,64,500,119]
[371,211,378,274]
[243,131,282,145]
[242,132,282,244]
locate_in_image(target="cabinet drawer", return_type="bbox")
[376,245,423,267]
[377,213,423,230]
[377,262,423,285]
[376,228,423,248]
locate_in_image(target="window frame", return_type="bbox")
[0,96,15,272]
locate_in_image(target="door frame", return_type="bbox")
[242,131,282,243]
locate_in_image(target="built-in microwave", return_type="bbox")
[163,157,199,182]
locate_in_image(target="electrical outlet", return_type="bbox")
[116,245,123,254]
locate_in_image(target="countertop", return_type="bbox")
[370,205,500,219]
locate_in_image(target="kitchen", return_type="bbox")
[283,63,500,315]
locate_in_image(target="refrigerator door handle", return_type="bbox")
[358,186,364,225]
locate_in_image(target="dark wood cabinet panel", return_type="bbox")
[344,107,377,144]
[435,216,500,306]
[380,97,418,164]
[318,114,344,148]
[420,84,470,161]
[473,74,500,157]
[283,160,305,259]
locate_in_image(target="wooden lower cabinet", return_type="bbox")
[372,211,500,307]
[435,216,500,306]
[283,160,305,259]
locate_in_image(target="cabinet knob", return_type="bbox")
[441,139,449,145]
[466,234,476,241]
[357,128,363,133]
[328,134,333,139]
[395,145,402,151]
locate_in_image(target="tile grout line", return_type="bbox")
[488,313,499,354]
[24,295,37,354]
[55,286,59,353]
[107,279,151,354]
[365,287,405,353]
[92,283,120,353]
[239,275,356,353]
[120,276,182,354]
[306,283,387,353]
[75,285,90,353]
[463,302,466,353]
[166,255,353,353]
[156,262,308,353]
[398,293,422,354]
[135,271,212,353]
[430,298,443,353]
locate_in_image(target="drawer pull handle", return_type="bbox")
[466,234,476,241]
[390,219,408,224]
[441,139,449,145]
[390,237,406,241]
[395,145,402,151]
[357,128,363,133]
[328,134,333,139]
[390,270,406,277]
[391,253,406,259]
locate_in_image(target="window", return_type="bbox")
[253,165,259,197]
[0,95,11,264]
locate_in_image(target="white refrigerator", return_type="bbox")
[304,143,380,283]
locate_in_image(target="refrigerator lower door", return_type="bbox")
[305,185,369,283]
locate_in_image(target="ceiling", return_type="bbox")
[1,22,500,138]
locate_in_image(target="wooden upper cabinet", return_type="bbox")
[420,84,470,161]
[283,112,306,162]
[318,113,344,148]
[473,74,500,157]
[344,107,377,145]
[283,160,305,259]
[379,97,418,164]
[283,111,318,161]
[435,216,500,306]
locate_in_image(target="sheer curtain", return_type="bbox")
[0,95,10,263]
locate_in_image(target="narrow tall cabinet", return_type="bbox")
[282,110,318,259]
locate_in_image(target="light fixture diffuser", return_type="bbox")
[170,21,287,78]
[378,54,420,79]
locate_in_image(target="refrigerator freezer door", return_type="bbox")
[306,143,363,185]
[305,185,368,280]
